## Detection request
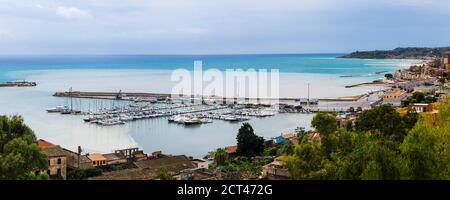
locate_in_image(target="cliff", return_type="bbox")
[339,47,450,59]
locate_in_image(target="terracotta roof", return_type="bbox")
[282,133,295,139]
[37,139,55,148]
[88,153,106,161]
[225,146,237,154]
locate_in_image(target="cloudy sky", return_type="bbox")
[0,0,449,54]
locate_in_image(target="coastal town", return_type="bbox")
[30,51,450,180]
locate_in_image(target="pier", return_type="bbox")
[53,91,362,103]
[0,81,37,87]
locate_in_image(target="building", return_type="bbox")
[190,158,209,169]
[37,139,67,180]
[103,153,128,165]
[382,88,408,107]
[88,153,107,167]
[442,51,450,70]
[274,133,295,143]
[88,168,154,180]
[225,145,238,157]
[409,103,433,113]
[60,147,93,170]
[114,148,147,162]
[261,156,289,180]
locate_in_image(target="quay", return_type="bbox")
[345,82,391,88]
[53,91,362,102]
[0,81,37,87]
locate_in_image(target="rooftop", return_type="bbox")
[88,168,154,180]
[102,153,126,161]
[134,155,195,174]
[282,133,295,139]
[384,88,407,97]
[88,153,106,161]
[37,139,55,148]
[42,146,67,158]
[225,146,237,154]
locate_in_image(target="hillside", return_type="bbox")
[339,47,450,59]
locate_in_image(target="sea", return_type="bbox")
[0,54,419,157]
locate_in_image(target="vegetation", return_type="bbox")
[384,73,393,79]
[213,148,228,166]
[0,115,49,180]
[67,168,103,180]
[404,92,436,106]
[339,47,450,59]
[285,96,450,180]
[155,166,175,180]
[236,123,264,157]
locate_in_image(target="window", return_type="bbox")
[47,170,50,175]
[57,169,61,176]
[57,158,61,164]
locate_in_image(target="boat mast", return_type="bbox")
[69,87,73,112]
[307,83,310,109]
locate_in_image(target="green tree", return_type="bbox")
[403,109,419,130]
[284,139,325,179]
[236,123,264,157]
[355,104,405,141]
[311,112,337,137]
[384,73,393,79]
[0,116,48,180]
[399,123,440,180]
[214,148,228,166]
[155,166,174,180]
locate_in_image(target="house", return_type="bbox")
[38,143,67,180]
[225,145,238,157]
[274,135,288,143]
[274,133,295,143]
[61,148,93,170]
[190,158,209,169]
[134,155,196,179]
[37,139,67,180]
[88,153,107,167]
[88,168,154,180]
[114,148,147,162]
[409,103,433,113]
[442,51,450,70]
[103,153,128,165]
[382,88,408,107]
[261,156,289,180]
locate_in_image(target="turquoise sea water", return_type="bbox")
[0,54,419,157]
[0,54,416,81]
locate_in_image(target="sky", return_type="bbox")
[0,0,449,54]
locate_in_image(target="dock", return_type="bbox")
[53,91,362,102]
[0,81,37,87]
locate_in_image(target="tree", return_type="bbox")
[155,167,174,180]
[0,115,48,180]
[284,139,325,179]
[399,123,440,180]
[403,109,419,130]
[384,73,393,79]
[311,113,337,137]
[236,123,264,157]
[355,104,406,141]
[214,148,228,166]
